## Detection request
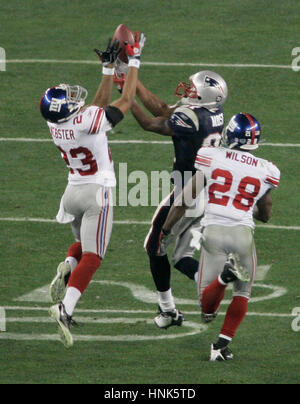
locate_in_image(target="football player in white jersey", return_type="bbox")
[114,65,228,329]
[158,112,280,361]
[40,33,146,348]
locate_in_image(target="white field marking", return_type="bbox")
[1,306,295,318]
[92,280,287,306]
[14,280,287,306]
[6,316,152,324]
[6,59,293,70]
[0,217,152,225]
[255,265,272,281]
[0,137,300,147]
[0,320,207,342]
[1,217,300,231]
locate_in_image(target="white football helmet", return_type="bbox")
[175,70,228,109]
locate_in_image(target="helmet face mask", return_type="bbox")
[175,70,228,109]
[40,84,88,123]
[223,113,261,151]
[175,81,198,101]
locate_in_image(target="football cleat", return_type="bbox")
[201,311,218,324]
[154,306,184,329]
[49,262,71,303]
[49,302,74,349]
[221,253,251,283]
[210,344,234,362]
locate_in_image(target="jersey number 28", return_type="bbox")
[208,168,261,212]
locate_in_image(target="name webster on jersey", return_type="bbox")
[50,126,75,141]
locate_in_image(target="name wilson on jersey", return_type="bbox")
[226,151,258,167]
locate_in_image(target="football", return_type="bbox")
[112,24,135,63]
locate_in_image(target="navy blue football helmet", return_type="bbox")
[223,113,261,150]
[40,84,88,123]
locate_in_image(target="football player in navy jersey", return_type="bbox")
[115,68,228,328]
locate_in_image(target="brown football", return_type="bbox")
[112,24,135,63]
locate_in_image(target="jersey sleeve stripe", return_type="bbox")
[197,154,212,161]
[195,156,212,167]
[195,161,211,168]
[90,109,104,135]
[95,110,105,134]
[265,177,279,187]
[88,109,99,134]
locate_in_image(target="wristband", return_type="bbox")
[102,66,115,76]
[128,58,141,69]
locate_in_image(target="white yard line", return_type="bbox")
[2,306,295,318]
[6,59,293,70]
[0,217,299,230]
[0,137,299,147]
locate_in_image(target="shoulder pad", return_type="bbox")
[168,106,199,135]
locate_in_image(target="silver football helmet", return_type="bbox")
[175,70,228,109]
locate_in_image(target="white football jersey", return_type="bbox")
[47,105,116,187]
[195,147,280,228]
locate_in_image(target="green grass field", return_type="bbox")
[0,0,300,385]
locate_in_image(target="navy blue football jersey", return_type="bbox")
[168,105,224,186]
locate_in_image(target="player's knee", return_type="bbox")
[82,252,101,271]
[233,291,251,300]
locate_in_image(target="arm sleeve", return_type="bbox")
[194,147,214,181]
[78,106,112,135]
[105,105,124,127]
[264,163,281,190]
[168,106,199,137]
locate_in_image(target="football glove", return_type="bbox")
[113,58,129,93]
[94,38,121,66]
[113,72,126,93]
[125,32,146,65]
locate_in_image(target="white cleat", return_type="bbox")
[49,262,71,303]
[210,344,234,362]
[154,307,184,329]
[49,302,74,349]
[223,253,251,283]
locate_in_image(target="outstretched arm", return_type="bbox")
[136,80,176,118]
[92,39,121,107]
[131,99,173,136]
[109,32,146,117]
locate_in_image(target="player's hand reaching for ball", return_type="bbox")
[125,32,146,67]
[94,38,121,66]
